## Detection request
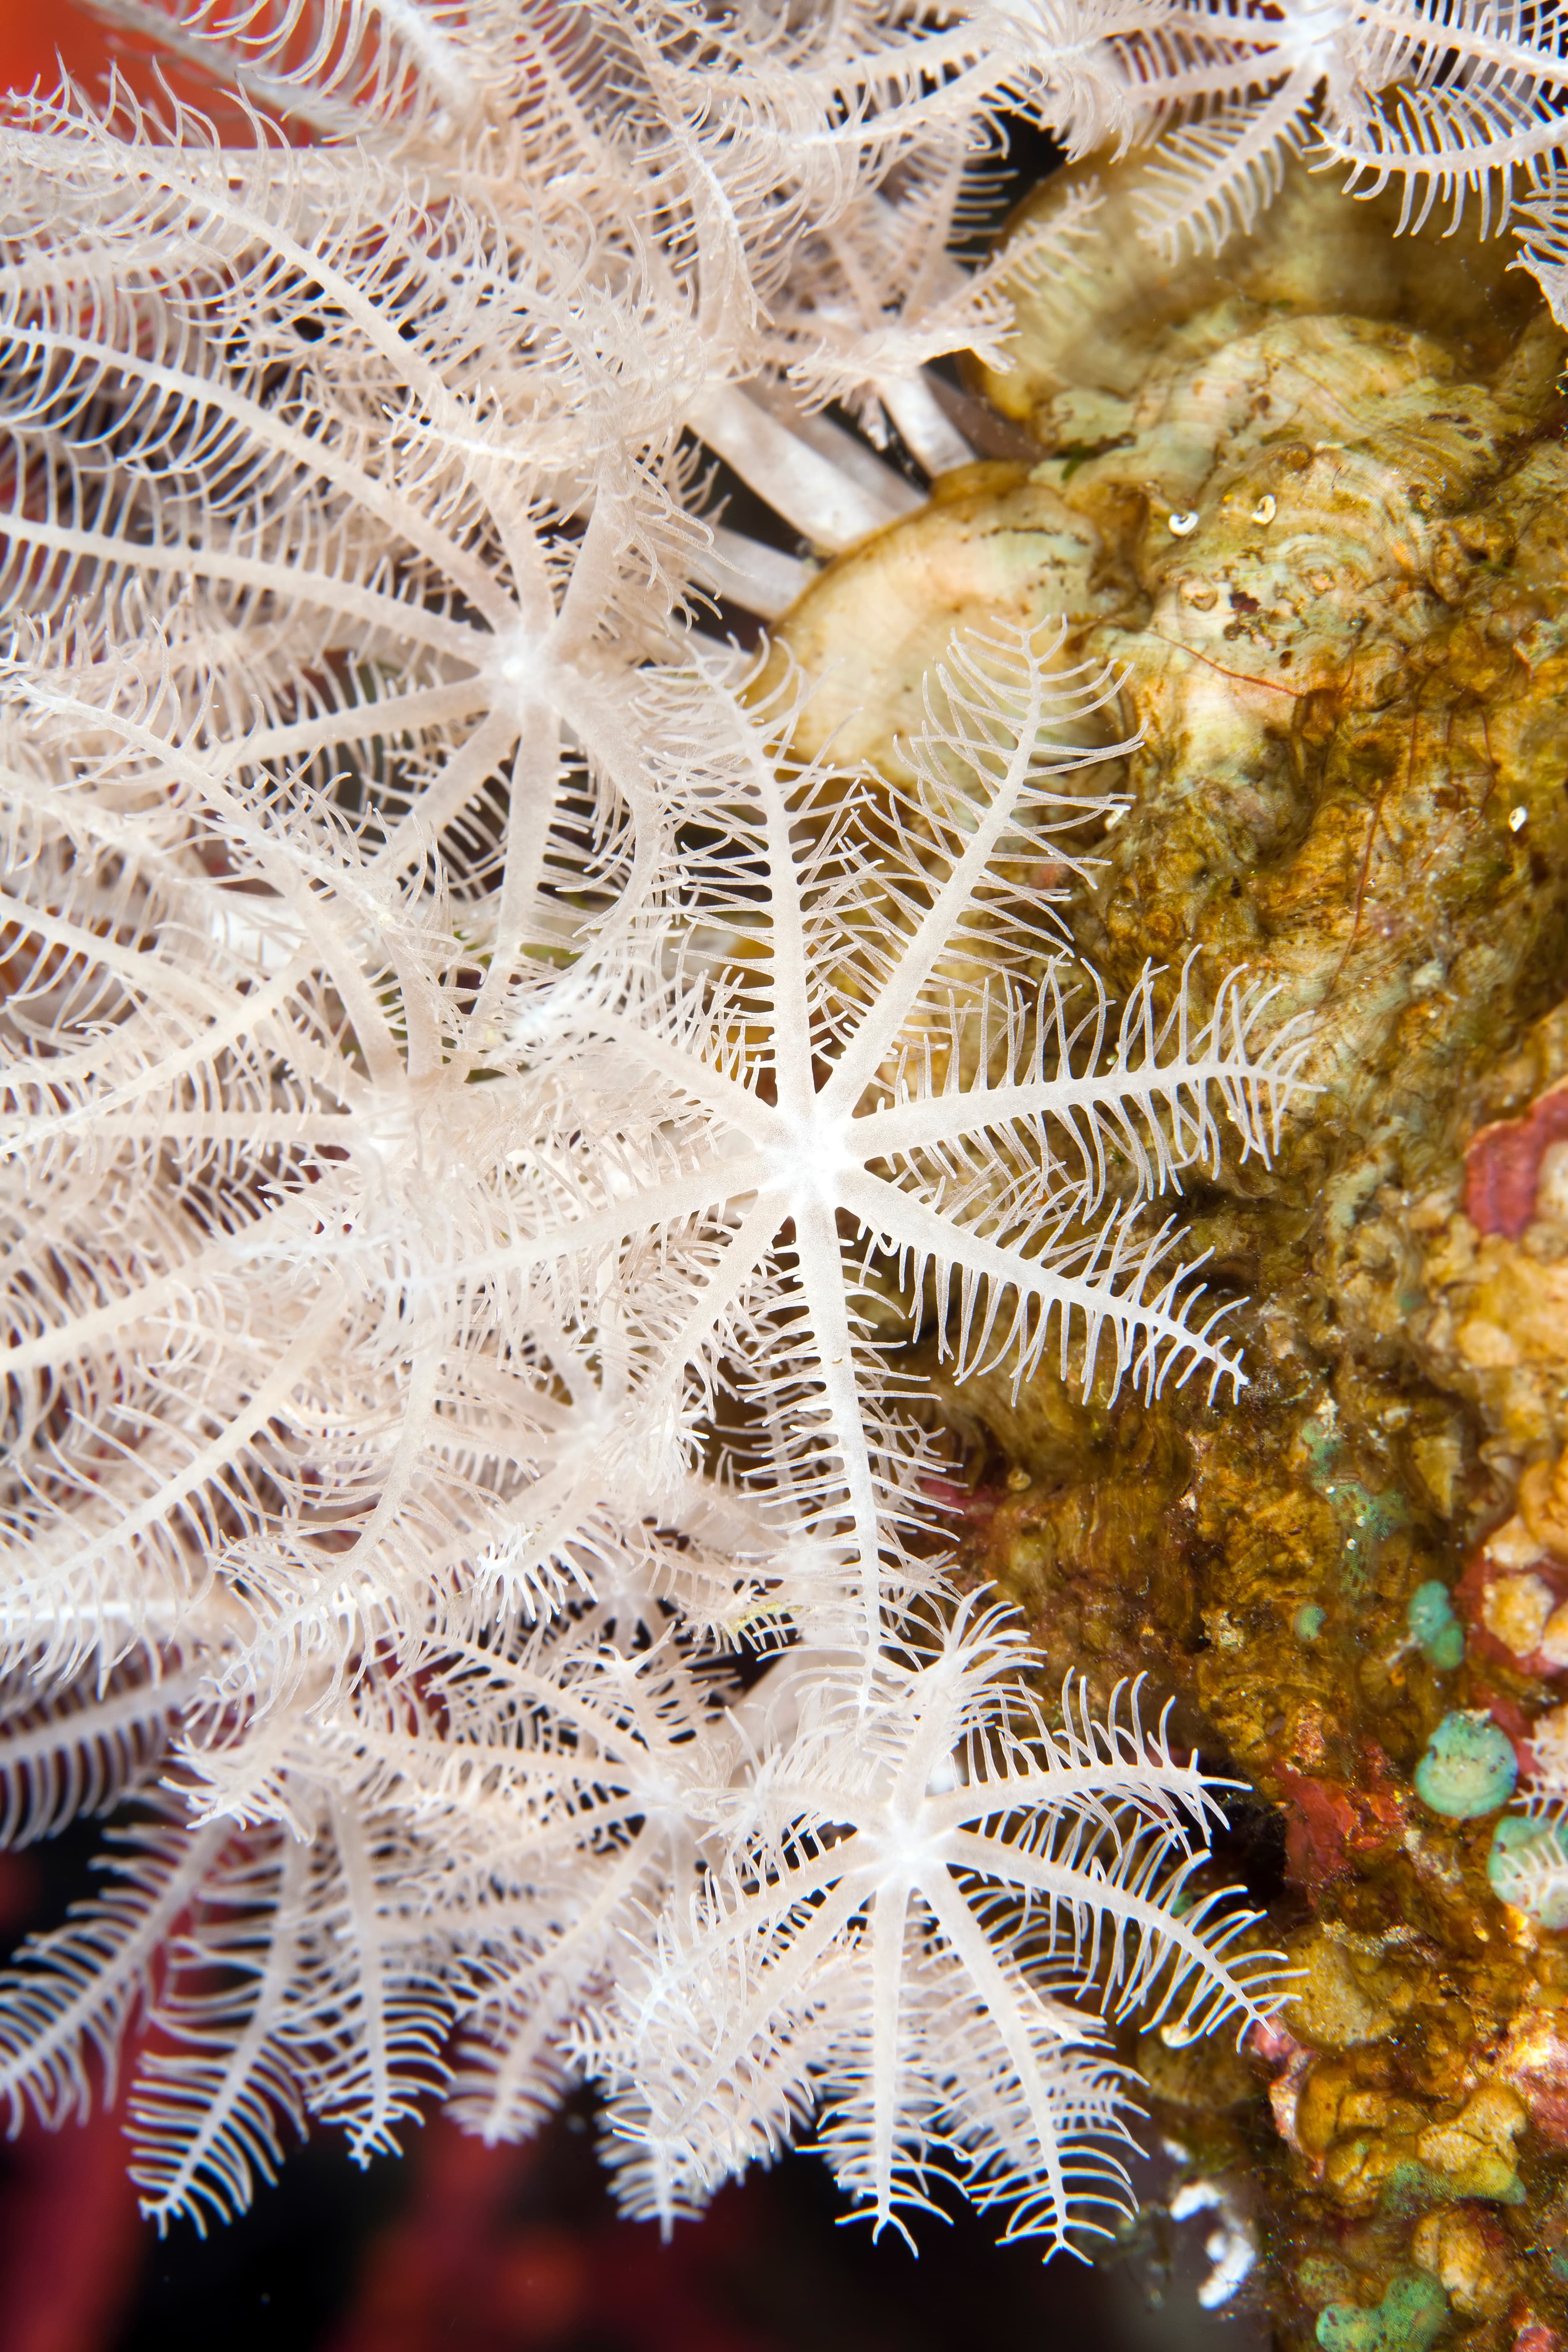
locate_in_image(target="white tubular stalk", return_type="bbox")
[688,384,910,552]
[878,373,977,476]
[748,382,926,517]
[690,525,814,620]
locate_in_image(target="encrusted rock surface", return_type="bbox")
[768,153,1568,2350]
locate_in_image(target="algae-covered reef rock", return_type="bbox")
[766,152,1568,2350]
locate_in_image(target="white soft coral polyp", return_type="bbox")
[0,0,1340,2255]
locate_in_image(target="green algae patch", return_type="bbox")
[1315,2271,1448,2352]
[1414,1713,1518,1818]
[1406,1581,1464,1671]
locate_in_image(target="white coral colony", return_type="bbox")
[14,0,1563,2261]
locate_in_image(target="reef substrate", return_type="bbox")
[769,154,1568,2351]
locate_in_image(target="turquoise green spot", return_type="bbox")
[1315,2272,1447,2352]
[1427,1622,1465,1671]
[1407,1581,1452,1646]
[1488,1812,1568,1927]
[1415,1712,1517,1819]
[1406,1581,1464,1671]
[1295,1604,1327,1642]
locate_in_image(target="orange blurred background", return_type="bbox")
[0,0,116,100]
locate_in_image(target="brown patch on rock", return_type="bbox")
[1467,1088,1568,1241]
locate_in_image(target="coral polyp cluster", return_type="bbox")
[7,0,1568,2332]
[0,0,1316,2266]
